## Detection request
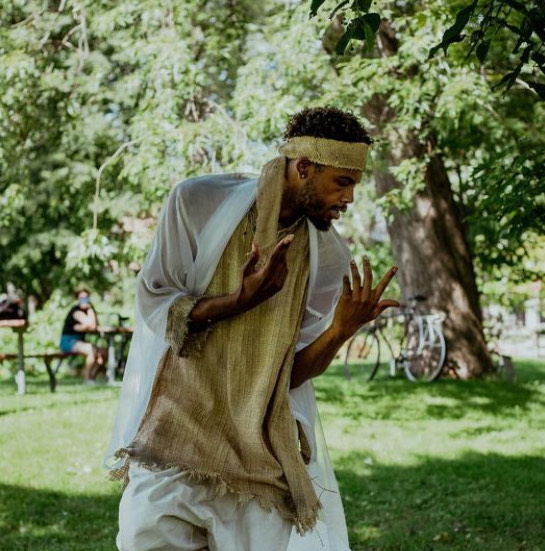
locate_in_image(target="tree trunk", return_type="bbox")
[352,22,495,378]
[373,139,493,377]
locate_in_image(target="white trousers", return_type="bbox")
[117,463,293,551]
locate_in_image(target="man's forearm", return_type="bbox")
[188,293,241,329]
[291,323,347,389]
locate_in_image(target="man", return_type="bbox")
[105,107,399,551]
[59,287,103,384]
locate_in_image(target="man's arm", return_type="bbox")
[291,258,399,389]
[188,236,294,330]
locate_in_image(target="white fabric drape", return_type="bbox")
[105,173,352,551]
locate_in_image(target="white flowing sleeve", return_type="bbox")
[105,175,258,472]
[104,182,200,470]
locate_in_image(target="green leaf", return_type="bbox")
[310,0,327,17]
[520,16,532,40]
[476,40,490,63]
[352,0,372,13]
[335,24,354,55]
[531,50,545,66]
[363,21,375,51]
[520,43,533,64]
[330,0,350,19]
[363,12,381,32]
[470,29,484,42]
[494,64,523,93]
[428,44,441,59]
[352,18,366,40]
[435,1,477,55]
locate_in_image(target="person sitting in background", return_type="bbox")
[59,287,104,384]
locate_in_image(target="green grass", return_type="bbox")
[315,359,545,551]
[1,360,545,550]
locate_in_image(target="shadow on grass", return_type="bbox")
[0,376,119,417]
[0,483,119,551]
[336,451,545,551]
[315,361,545,421]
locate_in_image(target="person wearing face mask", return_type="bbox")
[59,287,104,384]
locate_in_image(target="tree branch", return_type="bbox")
[93,141,137,231]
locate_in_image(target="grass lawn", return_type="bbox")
[1,359,544,550]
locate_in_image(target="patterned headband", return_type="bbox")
[278,136,369,171]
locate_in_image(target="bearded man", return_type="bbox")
[105,106,399,551]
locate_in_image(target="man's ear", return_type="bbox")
[294,158,313,180]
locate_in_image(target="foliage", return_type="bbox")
[1,0,542,320]
[0,0,258,305]
[466,144,545,281]
[309,0,545,99]
[430,0,545,99]
[310,0,382,55]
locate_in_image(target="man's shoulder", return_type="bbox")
[172,173,259,202]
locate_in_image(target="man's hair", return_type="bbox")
[283,106,372,144]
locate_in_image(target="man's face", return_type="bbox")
[296,165,362,231]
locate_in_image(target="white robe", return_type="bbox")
[105,173,353,551]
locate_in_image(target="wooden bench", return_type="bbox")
[0,352,79,392]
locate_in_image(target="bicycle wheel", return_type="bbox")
[402,316,447,382]
[343,329,381,381]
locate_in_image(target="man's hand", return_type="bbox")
[234,236,294,313]
[187,236,294,329]
[331,257,399,340]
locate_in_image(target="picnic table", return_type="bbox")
[0,320,133,393]
[89,325,133,384]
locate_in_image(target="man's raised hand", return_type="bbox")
[234,236,294,313]
[332,256,400,340]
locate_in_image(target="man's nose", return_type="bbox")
[342,186,355,204]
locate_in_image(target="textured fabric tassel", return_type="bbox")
[254,156,287,266]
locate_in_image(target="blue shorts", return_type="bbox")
[59,334,83,353]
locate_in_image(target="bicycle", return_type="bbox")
[343,295,447,382]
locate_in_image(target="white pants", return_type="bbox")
[117,463,293,551]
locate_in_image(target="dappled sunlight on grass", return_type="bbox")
[316,360,545,422]
[0,375,120,417]
[335,452,545,551]
[315,359,545,550]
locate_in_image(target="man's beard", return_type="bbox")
[296,177,331,232]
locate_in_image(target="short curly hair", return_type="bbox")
[283,106,372,144]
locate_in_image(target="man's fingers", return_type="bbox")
[242,243,260,276]
[362,256,373,298]
[342,274,351,296]
[269,234,294,265]
[373,299,401,318]
[350,260,361,296]
[373,266,398,299]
